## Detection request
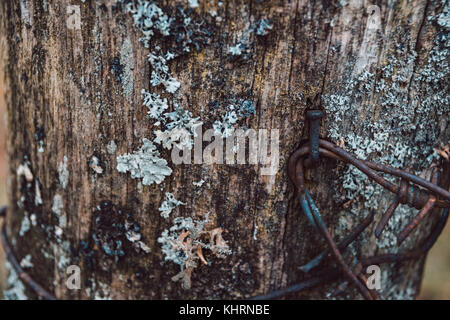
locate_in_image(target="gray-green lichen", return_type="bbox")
[19,254,34,269]
[3,261,28,300]
[125,227,151,253]
[142,89,168,122]
[19,212,31,236]
[154,105,202,150]
[125,0,172,47]
[158,192,185,219]
[256,18,273,36]
[157,213,232,289]
[192,179,205,187]
[16,162,41,237]
[16,163,33,182]
[34,179,42,206]
[212,100,255,138]
[117,0,208,186]
[58,156,69,189]
[227,16,273,58]
[52,194,66,233]
[436,1,450,29]
[117,138,172,185]
[188,0,199,9]
[120,37,135,100]
[107,140,117,155]
[148,51,180,94]
[49,199,73,289]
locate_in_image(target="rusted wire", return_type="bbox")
[375,198,400,238]
[281,114,450,300]
[296,157,375,299]
[252,207,449,300]
[299,210,374,273]
[288,143,450,234]
[249,269,342,300]
[0,206,56,300]
[288,144,450,208]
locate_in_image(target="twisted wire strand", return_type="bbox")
[252,207,449,300]
[275,138,450,300]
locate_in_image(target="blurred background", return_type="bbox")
[0,78,448,299]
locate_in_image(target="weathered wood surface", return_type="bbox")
[0,0,448,299]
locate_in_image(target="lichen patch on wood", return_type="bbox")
[117,138,172,185]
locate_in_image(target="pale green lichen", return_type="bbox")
[256,19,273,36]
[125,0,172,47]
[436,1,450,29]
[148,52,180,93]
[154,105,202,150]
[19,254,34,269]
[37,140,44,153]
[58,156,69,189]
[158,192,185,219]
[142,89,169,122]
[157,213,232,289]
[212,100,256,138]
[3,261,28,300]
[120,38,135,100]
[228,44,243,56]
[125,226,151,253]
[117,138,172,185]
[187,0,199,9]
[106,140,117,155]
[19,212,31,236]
[213,108,238,138]
[52,194,66,231]
[20,0,32,26]
[107,140,117,155]
[192,179,205,187]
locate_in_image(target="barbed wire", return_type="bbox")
[269,110,450,300]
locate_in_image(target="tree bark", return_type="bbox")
[0,0,448,300]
